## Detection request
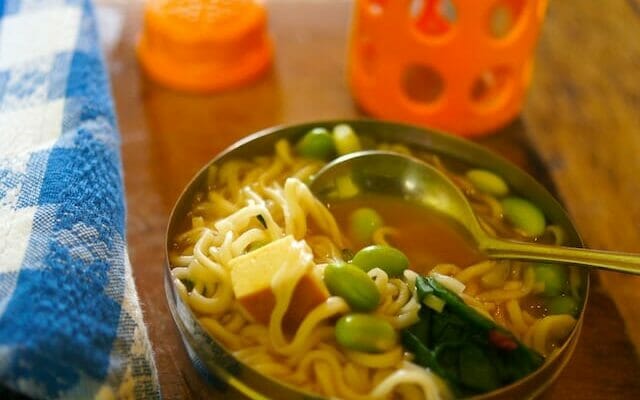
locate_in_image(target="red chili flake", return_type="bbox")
[489,329,518,351]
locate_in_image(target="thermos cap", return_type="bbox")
[137,0,272,92]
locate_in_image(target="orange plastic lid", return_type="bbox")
[137,0,272,92]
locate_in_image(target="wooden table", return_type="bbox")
[99,0,640,398]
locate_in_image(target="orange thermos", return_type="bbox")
[349,0,549,137]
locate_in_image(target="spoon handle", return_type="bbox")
[482,238,640,275]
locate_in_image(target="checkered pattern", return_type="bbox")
[0,1,160,398]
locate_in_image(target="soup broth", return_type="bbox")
[328,195,484,272]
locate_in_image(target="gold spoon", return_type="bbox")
[310,151,640,275]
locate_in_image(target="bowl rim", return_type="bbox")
[164,118,591,400]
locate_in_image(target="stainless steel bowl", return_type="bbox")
[164,120,589,400]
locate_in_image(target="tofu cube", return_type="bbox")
[229,235,329,331]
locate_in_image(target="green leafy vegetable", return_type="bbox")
[404,276,544,397]
[458,344,500,391]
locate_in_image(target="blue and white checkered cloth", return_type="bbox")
[0,0,160,398]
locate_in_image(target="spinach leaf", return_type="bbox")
[403,276,544,396]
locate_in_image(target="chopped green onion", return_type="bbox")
[423,294,446,313]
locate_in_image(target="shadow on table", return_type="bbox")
[141,69,284,211]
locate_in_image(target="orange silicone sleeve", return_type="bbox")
[349,0,549,137]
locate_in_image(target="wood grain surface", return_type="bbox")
[98,0,640,398]
[524,0,640,353]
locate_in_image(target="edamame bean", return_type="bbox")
[546,295,580,316]
[501,197,546,237]
[466,169,509,197]
[533,263,568,296]
[349,208,383,244]
[335,314,397,353]
[323,263,380,311]
[296,127,335,160]
[332,124,361,155]
[352,245,409,277]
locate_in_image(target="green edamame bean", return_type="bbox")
[349,208,383,245]
[335,314,398,353]
[466,169,509,197]
[296,127,335,160]
[533,263,568,296]
[332,124,361,155]
[501,197,546,237]
[352,245,409,277]
[323,263,380,311]
[546,295,580,316]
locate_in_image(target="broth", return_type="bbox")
[328,195,485,274]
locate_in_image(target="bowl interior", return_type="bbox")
[165,119,590,400]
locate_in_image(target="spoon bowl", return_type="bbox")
[310,151,640,275]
